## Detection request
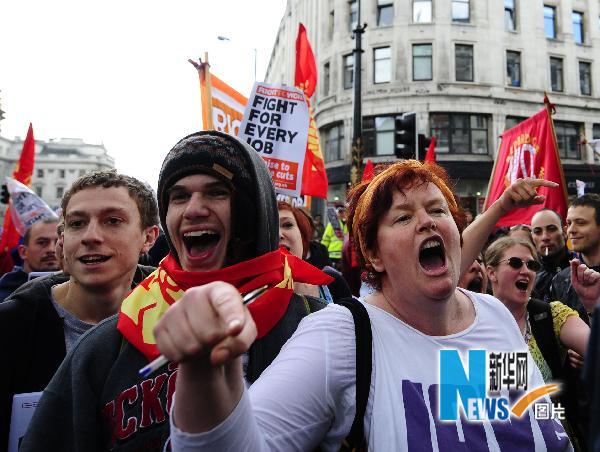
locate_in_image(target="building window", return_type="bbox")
[323,63,330,96]
[59,169,65,178]
[505,116,526,131]
[37,169,44,178]
[544,5,556,38]
[506,51,521,87]
[550,57,563,92]
[34,186,43,197]
[322,123,344,162]
[452,0,470,23]
[413,44,433,81]
[413,0,432,23]
[343,54,354,89]
[328,10,335,40]
[573,11,584,44]
[56,186,64,199]
[455,44,474,82]
[349,0,358,31]
[579,61,592,95]
[363,115,397,156]
[505,0,516,31]
[373,47,391,84]
[430,113,490,154]
[554,121,581,159]
[377,0,393,26]
[593,124,600,139]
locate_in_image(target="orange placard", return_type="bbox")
[263,157,299,191]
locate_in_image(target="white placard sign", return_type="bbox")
[8,391,42,452]
[239,83,309,198]
[6,177,58,235]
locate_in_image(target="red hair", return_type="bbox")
[277,201,313,259]
[347,160,466,290]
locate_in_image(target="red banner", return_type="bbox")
[425,136,436,163]
[295,23,328,198]
[484,107,568,227]
[0,123,36,272]
[295,23,317,98]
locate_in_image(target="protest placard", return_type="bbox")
[8,392,42,452]
[6,177,58,235]
[239,83,309,198]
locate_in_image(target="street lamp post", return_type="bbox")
[350,1,367,186]
[217,35,257,81]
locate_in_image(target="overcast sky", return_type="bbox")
[0,0,287,189]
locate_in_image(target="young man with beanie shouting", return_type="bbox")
[0,170,159,451]
[21,131,331,451]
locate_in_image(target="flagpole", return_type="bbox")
[189,54,215,131]
[202,53,215,130]
[544,93,569,207]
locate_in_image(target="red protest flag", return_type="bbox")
[295,23,328,198]
[484,106,568,227]
[295,23,317,98]
[424,136,436,163]
[0,123,36,272]
[300,103,329,198]
[362,159,375,182]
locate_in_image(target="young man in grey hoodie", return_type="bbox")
[21,131,329,452]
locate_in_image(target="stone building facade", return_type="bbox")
[0,136,114,222]
[266,0,600,215]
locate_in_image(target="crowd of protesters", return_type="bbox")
[0,131,598,451]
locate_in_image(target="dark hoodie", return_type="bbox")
[20,132,326,452]
[0,266,153,452]
[0,266,28,303]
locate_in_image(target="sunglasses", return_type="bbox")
[500,257,541,272]
[510,224,532,232]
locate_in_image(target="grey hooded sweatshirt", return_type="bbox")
[20,132,326,452]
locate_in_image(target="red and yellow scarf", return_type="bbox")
[117,248,333,361]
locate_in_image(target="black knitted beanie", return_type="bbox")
[157,131,257,264]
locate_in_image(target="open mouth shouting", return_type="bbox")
[79,254,111,266]
[514,277,530,294]
[181,229,223,266]
[418,237,447,276]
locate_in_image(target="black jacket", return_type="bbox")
[584,307,600,451]
[528,298,588,447]
[549,260,596,325]
[0,266,153,452]
[532,249,572,302]
[19,293,325,452]
[0,267,28,303]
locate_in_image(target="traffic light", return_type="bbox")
[418,134,432,158]
[1,184,9,204]
[395,112,416,159]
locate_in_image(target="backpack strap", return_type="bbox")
[527,298,563,379]
[335,297,372,451]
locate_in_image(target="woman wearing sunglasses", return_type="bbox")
[485,236,590,381]
[485,235,590,449]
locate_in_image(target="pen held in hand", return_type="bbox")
[138,284,269,378]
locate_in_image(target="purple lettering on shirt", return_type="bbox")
[402,381,434,451]
[428,384,487,450]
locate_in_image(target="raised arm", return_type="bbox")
[154,281,255,433]
[570,258,600,314]
[460,178,558,277]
